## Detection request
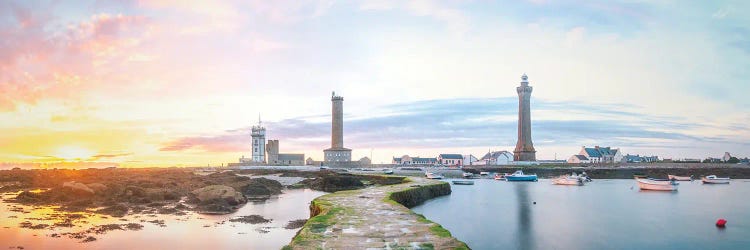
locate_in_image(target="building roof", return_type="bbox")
[412,157,436,162]
[480,151,513,161]
[439,154,463,159]
[584,148,602,157]
[574,155,589,160]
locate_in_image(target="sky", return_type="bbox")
[1,0,749,168]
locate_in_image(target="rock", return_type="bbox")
[191,185,246,206]
[62,181,94,195]
[86,183,107,193]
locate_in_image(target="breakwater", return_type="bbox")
[285,178,468,250]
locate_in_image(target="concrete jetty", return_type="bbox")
[285,177,469,250]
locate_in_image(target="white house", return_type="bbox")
[579,146,623,163]
[463,155,479,166]
[437,154,464,166]
[567,155,590,164]
[479,151,514,165]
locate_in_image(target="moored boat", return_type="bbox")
[493,173,507,180]
[425,172,444,179]
[452,180,474,185]
[479,172,490,176]
[505,170,538,182]
[636,178,678,191]
[383,169,394,175]
[552,173,585,186]
[667,175,692,181]
[702,175,730,184]
[462,172,474,178]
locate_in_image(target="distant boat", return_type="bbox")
[479,172,490,176]
[493,173,507,180]
[425,172,444,179]
[668,175,693,181]
[552,173,585,186]
[452,180,474,185]
[462,172,474,178]
[320,166,329,170]
[383,169,394,175]
[505,170,538,182]
[702,175,730,184]
[636,178,678,191]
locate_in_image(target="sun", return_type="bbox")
[54,146,95,161]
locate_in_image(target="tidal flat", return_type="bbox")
[0,168,401,249]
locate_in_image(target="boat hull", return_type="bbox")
[552,178,583,186]
[506,176,538,182]
[452,180,474,185]
[636,179,677,191]
[668,175,692,181]
[702,179,730,184]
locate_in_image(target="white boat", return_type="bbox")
[383,169,394,175]
[552,173,585,186]
[702,175,730,184]
[479,172,490,176]
[493,173,507,180]
[425,172,444,179]
[667,174,693,181]
[636,178,678,191]
[462,172,474,178]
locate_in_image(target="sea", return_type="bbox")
[412,178,750,250]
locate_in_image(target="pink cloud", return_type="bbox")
[0,4,149,111]
[160,132,248,153]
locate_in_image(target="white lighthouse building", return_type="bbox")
[251,117,266,163]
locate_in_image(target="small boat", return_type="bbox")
[383,169,394,175]
[452,180,474,185]
[505,170,538,182]
[493,173,507,180]
[636,178,678,191]
[462,172,474,178]
[425,172,444,179]
[552,173,585,186]
[702,175,730,184]
[668,175,693,181]
[320,166,329,170]
[479,172,490,176]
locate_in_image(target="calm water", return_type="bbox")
[413,179,750,250]
[1,189,325,250]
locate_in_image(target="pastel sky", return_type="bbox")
[1,0,749,168]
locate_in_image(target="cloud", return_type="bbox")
[160,98,742,156]
[159,133,248,152]
[0,3,150,111]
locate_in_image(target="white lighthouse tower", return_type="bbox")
[251,116,266,163]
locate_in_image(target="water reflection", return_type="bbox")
[513,183,535,250]
[413,179,750,250]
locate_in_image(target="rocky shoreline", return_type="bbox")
[0,168,408,246]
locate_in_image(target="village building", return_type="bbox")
[437,154,464,166]
[577,146,623,163]
[392,155,437,165]
[463,155,479,166]
[479,151,514,165]
[567,155,590,164]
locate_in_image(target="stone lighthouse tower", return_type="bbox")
[324,91,352,163]
[514,74,537,161]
